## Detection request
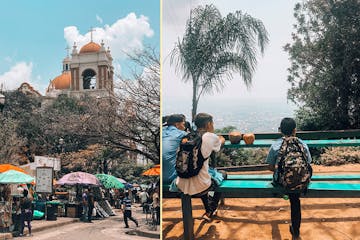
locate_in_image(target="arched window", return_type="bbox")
[82,69,96,89]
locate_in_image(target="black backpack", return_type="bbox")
[175,132,205,178]
[275,136,312,191]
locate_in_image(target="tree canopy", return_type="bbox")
[0,47,160,167]
[285,0,360,130]
[171,4,268,121]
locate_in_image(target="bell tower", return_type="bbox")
[69,37,114,97]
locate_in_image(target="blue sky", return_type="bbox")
[163,0,298,116]
[0,0,159,94]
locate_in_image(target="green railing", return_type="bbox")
[163,129,360,240]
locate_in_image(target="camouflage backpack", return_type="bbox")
[276,136,312,191]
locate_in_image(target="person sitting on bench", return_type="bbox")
[176,113,225,221]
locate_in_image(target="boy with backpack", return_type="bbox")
[162,114,187,185]
[176,113,225,221]
[266,118,312,240]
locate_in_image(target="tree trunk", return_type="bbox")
[191,79,198,122]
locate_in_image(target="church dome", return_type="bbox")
[79,42,101,54]
[50,72,71,90]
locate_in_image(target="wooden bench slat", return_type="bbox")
[219,180,360,191]
[224,139,360,148]
[227,174,360,181]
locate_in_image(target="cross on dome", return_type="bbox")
[89,27,96,42]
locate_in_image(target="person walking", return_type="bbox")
[122,191,139,228]
[266,117,312,240]
[19,189,32,237]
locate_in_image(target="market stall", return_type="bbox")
[0,170,34,232]
[56,172,100,218]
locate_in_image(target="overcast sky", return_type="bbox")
[0,0,159,94]
[163,0,298,111]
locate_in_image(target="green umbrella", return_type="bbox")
[95,174,125,189]
[0,170,34,184]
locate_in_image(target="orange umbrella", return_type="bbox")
[0,164,27,173]
[141,164,160,176]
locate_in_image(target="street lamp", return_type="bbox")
[0,93,5,112]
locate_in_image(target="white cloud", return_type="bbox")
[64,13,154,60]
[96,14,103,24]
[0,62,33,91]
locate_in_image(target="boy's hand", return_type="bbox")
[218,135,226,146]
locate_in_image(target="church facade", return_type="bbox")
[45,39,114,99]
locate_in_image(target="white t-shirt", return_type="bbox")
[139,191,148,203]
[176,132,222,195]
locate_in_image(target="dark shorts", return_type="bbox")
[23,210,32,221]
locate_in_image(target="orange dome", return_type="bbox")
[51,72,71,90]
[79,42,101,53]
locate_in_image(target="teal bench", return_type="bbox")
[163,129,360,240]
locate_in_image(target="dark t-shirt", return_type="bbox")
[21,197,32,210]
[88,192,94,207]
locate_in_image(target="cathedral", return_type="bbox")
[45,38,114,99]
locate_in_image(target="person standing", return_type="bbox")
[87,188,95,223]
[122,192,139,228]
[266,117,312,240]
[139,190,149,213]
[81,189,88,222]
[152,186,160,225]
[19,189,32,237]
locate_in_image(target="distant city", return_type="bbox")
[163,98,297,133]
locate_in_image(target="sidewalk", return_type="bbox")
[0,203,159,239]
[0,217,79,239]
[114,203,160,238]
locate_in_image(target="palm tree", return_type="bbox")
[171,4,269,121]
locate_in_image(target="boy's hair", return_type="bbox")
[162,115,169,126]
[184,121,192,132]
[194,113,213,129]
[166,114,185,126]
[280,117,296,136]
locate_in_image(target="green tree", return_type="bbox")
[285,0,360,130]
[171,4,268,121]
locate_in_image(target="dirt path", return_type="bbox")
[162,164,360,240]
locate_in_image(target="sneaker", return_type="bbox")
[124,226,129,228]
[212,208,218,216]
[201,212,212,222]
[289,225,300,239]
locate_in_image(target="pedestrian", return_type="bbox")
[176,113,225,221]
[266,117,312,240]
[87,188,95,223]
[139,190,149,213]
[122,191,139,228]
[152,186,160,225]
[19,189,32,237]
[81,188,88,222]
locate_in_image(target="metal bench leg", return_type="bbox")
[181,194,194,240]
